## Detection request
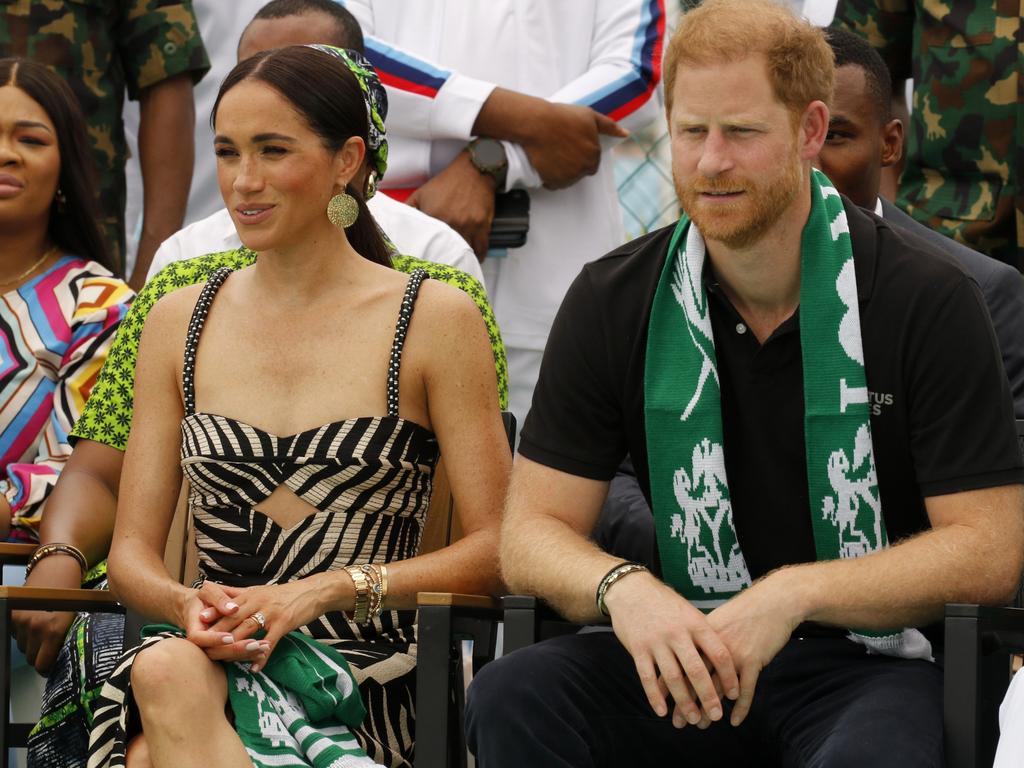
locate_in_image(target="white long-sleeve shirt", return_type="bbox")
[343,0,665,351]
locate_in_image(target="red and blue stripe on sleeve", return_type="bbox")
[579,0,665,121]
[364,37,451,98]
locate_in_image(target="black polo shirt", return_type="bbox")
[520,200,1024,583]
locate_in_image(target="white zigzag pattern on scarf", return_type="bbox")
[667,222,752,596]
[671,223,718,422]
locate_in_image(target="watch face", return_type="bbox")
[473,139,507,171]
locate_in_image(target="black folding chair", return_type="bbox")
[414,412,515,768]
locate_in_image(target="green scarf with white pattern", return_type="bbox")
[645,169,926,656]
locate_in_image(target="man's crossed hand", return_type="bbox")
[604,569,803,729]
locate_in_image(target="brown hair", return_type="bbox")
[212,46,391,267]
[663,0,834,119]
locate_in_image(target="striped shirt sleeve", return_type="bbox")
[340,0,497,141]
[560,0,665,127]
[504,0,665,189]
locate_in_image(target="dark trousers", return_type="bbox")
[465,631,943,767]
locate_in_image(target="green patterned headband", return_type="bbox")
[307,44,389,186]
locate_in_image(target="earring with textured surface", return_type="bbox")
[327,192,359,229]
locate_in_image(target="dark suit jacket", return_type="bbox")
[881,198,1024,418]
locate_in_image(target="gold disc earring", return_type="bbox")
[327,192,359,229]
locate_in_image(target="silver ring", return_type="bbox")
[248,611,267,630]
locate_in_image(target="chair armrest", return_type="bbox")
[502,595,584,654]
[415,592,502,767]
[946,603,1024,654]
[944,603,1023,768]
[502,595,566,620]
[0,585,123,614]
[0,543,36,566]
[417,592,500,611]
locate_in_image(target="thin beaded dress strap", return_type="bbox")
[386,268,429,418]
[182,267,232,417]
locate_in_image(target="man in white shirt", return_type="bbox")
[341,0,665,425]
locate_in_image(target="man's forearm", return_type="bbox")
[133,74,196,288]
[500,460,620,623]
[786,485,1024,630]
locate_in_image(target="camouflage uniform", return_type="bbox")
[832,0,1022,269]
[0,0,210,274]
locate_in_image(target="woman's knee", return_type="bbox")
[130,638,225,708]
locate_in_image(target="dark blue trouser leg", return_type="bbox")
[466,632,943,768]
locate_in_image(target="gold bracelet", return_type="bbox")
[360,564,379,619]
[361,564,389,621]
[376,564,389,615]
[344,565,371,625]
[26,543,88,579]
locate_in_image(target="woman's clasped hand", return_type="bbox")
[180,578,341,672]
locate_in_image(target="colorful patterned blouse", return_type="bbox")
[1,258,133,540]
[71,249,508,452]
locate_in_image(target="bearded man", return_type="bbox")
[463,1,1024,766]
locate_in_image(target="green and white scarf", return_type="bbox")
[143,625,382,767]
[644,169,930,659]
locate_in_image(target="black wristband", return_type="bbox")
[595,562,648,616]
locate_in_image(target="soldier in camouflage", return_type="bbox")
[832,0,1022,270]
[0,0,210,282]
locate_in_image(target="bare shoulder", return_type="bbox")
[412,277,485,338]
[407,277,495,396]
[138,283,204,357]
[146,283,204,330]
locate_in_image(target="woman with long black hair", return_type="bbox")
[0,58,132,541]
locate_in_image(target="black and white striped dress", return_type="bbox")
[88,267,438,768]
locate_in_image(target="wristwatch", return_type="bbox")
[467,138,508,191]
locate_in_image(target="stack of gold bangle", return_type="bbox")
[363,563,388,621]
[344,563,389,626]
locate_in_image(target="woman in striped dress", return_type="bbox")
[87,45,510,768]
[0,58,132,543]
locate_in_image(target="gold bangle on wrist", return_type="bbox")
[360,564,379,619]
[26,543,88,579]
[360,563,389,622]
[376,564,389,616]
[344,565,371,625]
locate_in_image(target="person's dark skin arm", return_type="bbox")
[472,88,628,189]
[130,74,196,289]
[407,151,496,258]
[407,88,627,259]
[12,440,124,673]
